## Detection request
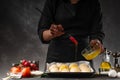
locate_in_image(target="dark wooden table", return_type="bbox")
[10,75,120,80]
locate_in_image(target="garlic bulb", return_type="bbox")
[108,69,117,77]
[117,72,120,78]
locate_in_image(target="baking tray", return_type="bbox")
[42,61,96,78]
[42,72,95,78]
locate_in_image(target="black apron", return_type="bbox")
[46,35,90,63]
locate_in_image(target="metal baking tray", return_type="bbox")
[42,61,96,78]
[43,72,95,78]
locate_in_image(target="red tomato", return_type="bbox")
[30,63,36,69]
[10,66,21,74]
[24,61,30,67]
[34,67,39,70]
[21,67,31,77]
[20,59,27,65]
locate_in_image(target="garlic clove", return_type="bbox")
[108,69,117,77]
[117,72,120,78]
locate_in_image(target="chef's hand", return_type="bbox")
[90,39,104,53]
[50,24,65,38]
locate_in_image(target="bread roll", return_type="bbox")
[70,66,81,72]
[59,64,69,72]
[49,64,58,71]
[79,63,91,72]
[69,63,78,69]
[50,67,59,72]
[56,63,62,68]
[61,68,69,72]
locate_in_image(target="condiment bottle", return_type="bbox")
[99,48,111,72]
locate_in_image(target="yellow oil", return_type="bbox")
[100,61,111,70]
[82,48,101,60]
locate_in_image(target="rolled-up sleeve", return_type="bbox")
[38,0,54,43]
[89,0,105,43]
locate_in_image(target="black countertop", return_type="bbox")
[10,75,120,80]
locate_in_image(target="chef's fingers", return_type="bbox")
[50,24,57,30]
[100,44,105,53]
[50,24,58,34]
[49,24,65,38]
[53,31,65,37]
[90,39,102,50]
[90,39,100,46]
[57,24,64,32]
[51,29,65,37]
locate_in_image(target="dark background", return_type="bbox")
[0,0,120,78]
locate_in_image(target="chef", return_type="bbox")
[38,0,105,63]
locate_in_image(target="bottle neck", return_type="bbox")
[103,49,110,62]
[105,53,110,62]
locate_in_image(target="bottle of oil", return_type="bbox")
[99,48,111,72]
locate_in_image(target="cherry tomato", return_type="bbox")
[20,59,27,65]
[30,63,36,68]
[34,67,39,70]
[23,61,30,67]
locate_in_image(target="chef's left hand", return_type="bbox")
[90,39,104,53]
[50,24,64,38]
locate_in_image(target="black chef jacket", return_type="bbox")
[38,0,105,63]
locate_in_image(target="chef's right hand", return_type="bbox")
[50,24,65,38]
[90,39,104,53]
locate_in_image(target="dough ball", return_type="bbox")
[61,69,69,72]
[79,63,91,72]
[69,63,78,69]
[59,64,69,72]
[70,66,81,72]
[50,67,59,72]
[56,63,62,68]
[49,64,58,71]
